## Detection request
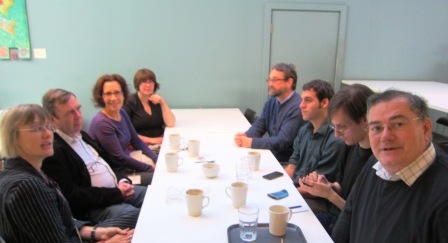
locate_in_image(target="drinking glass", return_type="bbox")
[238,204,259,242]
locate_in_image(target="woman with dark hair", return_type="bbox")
[0,104,133,243]
[124,68,175,147]
[89,74,157,186]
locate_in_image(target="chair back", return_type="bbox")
[244,108,257,124]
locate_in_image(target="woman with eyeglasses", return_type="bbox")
[0,104,133,243]
[123,68,175,149]
[89,74,157,186]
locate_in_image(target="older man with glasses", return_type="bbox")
[332,89,448,243]
[41,89,146,228]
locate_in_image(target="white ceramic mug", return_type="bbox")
[202,163,220,178]
[186,189,209,217]
[225,182,248,208]
[188,140,200,157]
[247,151,261,171]
[165,152,183,172]
[169,134,184,150]
[269,205,292,236]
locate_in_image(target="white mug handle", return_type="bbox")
[177,157,184,166]
[202,196,210,208]
[225,187,234,199]
[287,209,292,221]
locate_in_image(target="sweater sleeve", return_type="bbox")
[122,110,158,162]
[245,102,268,138]
[247,96,303,151]
[5,180,78,242]
[89,113,152,172]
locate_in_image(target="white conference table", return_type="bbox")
[342,80,448,113]
[132,108,333,243]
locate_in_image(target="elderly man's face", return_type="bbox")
[367,98,432,174]
[52,95,83,138]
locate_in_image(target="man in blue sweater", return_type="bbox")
[234,63,305,163]
[332,90,448,243]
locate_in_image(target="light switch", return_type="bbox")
[33,48,47,59]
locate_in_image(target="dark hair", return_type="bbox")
[42,89,76,118]
[272,63,298,90]
[328,84,374,124]
[302,79,334,102]
[92,74,130,108]
[367,89,429,119]
[133,68,160,92]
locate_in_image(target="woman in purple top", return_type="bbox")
[89,74,157,185]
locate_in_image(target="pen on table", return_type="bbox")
[288,205,302,209]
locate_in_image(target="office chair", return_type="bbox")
[244,108,257,124]
[433,117,448,145]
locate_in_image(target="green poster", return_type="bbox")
[0,0,31,59]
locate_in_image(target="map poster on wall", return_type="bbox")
[0,0,31,60]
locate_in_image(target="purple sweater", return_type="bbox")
[88,109,157,172]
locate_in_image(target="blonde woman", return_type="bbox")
[0,104,133,243]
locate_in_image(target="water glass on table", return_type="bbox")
[238,204,259,242]
[235,157,253,182]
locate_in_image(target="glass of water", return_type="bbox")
[238,204,259,242]
[235,157,253,182]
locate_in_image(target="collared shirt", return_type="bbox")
[56,130,118,188]
[289,120,347,181]
[278,91,294,105]
[373,143,435,186]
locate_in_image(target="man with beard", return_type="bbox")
[234,63,305,164]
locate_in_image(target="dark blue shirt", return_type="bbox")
[245,92,304,162]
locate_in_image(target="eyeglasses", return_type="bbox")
[329,123,351,134]
[102,91,123,97]
[265,78,286,83]
[368,117,421,135]
[18,123,55,133]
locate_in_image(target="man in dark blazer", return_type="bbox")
[42,89,146,228]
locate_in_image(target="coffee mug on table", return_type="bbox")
[165,152,183,172]
[169,133,184,150]
[188,140,200,157]
[247,151,261,171]
[269,205,292,236]
[186,189,209,217]
[202,163,220,178]
[225,181,248,208]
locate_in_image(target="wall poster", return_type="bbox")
[0,0,31,60]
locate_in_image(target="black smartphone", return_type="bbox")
[267,189,289,200]
[262,171,284,180]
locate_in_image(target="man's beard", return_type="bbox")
[269,88,283,97]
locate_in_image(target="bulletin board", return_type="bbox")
[0,0,31,60]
